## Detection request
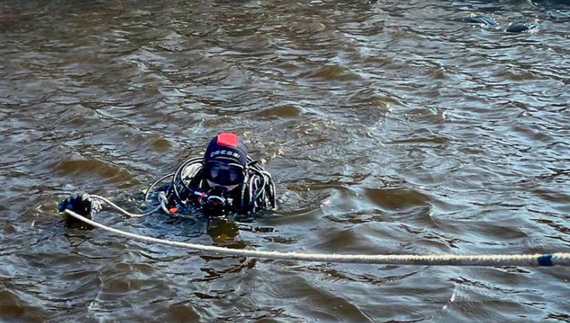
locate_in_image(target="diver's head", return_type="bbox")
[203,132,247,191]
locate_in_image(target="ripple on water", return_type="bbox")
[0,290,49,323]
[255,104,303,119]
[2,0,570,322]
[52,159,135,185]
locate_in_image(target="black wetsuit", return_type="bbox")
[151,157,277,219]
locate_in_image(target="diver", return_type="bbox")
[460,13,540,33]
[58,132,277,227]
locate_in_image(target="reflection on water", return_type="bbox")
[1,0,570,322]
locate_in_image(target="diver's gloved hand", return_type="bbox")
[58,193,96,225]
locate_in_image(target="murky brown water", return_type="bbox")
[2,0,570,322]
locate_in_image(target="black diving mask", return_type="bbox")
[205,161,245,187]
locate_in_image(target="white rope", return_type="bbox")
[62,209,570,267]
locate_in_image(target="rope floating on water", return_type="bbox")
[63,209,570,267]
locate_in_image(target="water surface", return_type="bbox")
[1,0,570,322]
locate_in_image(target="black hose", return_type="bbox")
[146,156,277,215]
